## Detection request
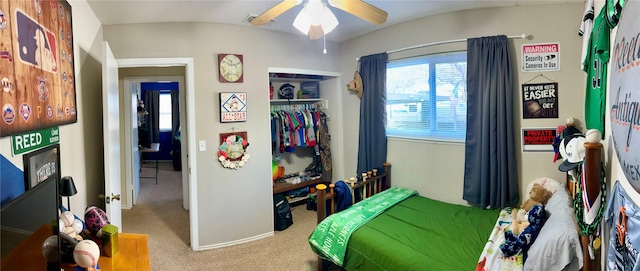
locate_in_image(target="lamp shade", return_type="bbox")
[292,0,338,40]
[60,176,77,197]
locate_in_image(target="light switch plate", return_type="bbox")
[199,140,206,151]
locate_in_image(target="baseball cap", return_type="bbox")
[558,135,586,172]
[552,126,582,162]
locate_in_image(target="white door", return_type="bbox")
[102,41,122,230]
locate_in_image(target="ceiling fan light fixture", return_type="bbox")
[292,0,338,38]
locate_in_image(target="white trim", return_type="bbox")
[198,232,275,250]
[116,57,199,251]
[123,75,185,209]
[268,67,341,77]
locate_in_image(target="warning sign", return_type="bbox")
[522,42,561,72]
[522,128,556,152]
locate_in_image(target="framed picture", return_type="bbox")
[23,144,61,190]
[219,92,247,122]
[1,0,78,137]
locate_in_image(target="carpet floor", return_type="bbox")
[122,162,320,271]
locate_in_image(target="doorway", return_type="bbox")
[117,58,200,250]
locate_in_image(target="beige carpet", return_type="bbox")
[122,162,320,271]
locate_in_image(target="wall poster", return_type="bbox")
[1,0,78,137]
[522,82,558,119]
[219,92,247,123]
[609,0,640,193]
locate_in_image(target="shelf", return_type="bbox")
[273,176,325,195]
[288,194,312,204]
[270,98,324,104]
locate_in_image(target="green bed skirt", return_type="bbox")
[342,196,501,271]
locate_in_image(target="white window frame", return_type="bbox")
[386,51,467,142]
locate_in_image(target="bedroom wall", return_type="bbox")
[0,1,105,215]
[102,23,343,248]
[339,3,586,205]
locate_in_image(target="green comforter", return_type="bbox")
[308,187,418,266]
[311,191,501,271]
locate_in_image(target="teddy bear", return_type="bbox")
[510,183,551,235]
[520,183,551,213]
[500,204,550,257]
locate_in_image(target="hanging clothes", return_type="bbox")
[270,104,330,174]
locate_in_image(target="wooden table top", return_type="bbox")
[1,225,150,271]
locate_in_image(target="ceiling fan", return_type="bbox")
[250,0,388,40]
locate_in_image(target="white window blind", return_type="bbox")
[158,92,172,131]
[386,52,467,141]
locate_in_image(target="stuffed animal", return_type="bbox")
[500,204,549,257]
[511,209,529,235]
[520,183,551,212]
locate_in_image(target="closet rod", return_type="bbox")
[386,33,527,54]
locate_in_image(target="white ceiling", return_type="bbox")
[86,0,581,43]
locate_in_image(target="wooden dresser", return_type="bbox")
[1,224,150,271]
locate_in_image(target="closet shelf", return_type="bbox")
[273,176,325,195]
[270,98,324,104]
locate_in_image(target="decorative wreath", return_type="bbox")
[218,134,250,169]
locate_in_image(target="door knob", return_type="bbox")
[98,194,110,203]
[98,193,121,204]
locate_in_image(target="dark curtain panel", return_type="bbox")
[357,53,388,175]
[463,35,518,209]
[170,91,180,141]
[144,90,160,143]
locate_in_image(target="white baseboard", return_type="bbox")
[196,231,275,251]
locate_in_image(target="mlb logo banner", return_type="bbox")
[16,10,58,73]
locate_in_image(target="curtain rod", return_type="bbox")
[386,34,527,54]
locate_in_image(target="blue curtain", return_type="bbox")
[463,35,519,209]
[357,53,388,175]
[171,91,180,141]
[144,90,160,143]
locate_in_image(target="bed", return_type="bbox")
[309,150,601,271]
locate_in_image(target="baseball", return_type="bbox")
[72,219,84,234]
[586,129,601,143]
[64,226,76,238]
[41,235,59,262]
[73,240,100,268]
[84,206,109,236]
[61,211,75,227]
[58,219,65,233]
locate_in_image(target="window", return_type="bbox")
[386,52,467,141]
[158,92,172,131]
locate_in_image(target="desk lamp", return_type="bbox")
[59,176,77,211]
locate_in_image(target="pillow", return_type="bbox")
[544,185,573,215]
[524,186,583,271]
[526,177,561,198]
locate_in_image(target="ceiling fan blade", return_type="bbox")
[328,0,388,25]
[251,0,303,26]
